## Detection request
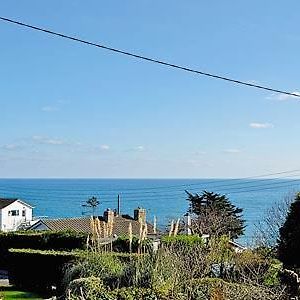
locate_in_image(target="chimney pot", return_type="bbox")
[134,208,146,224]
[104,209,114,223]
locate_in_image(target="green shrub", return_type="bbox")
[67,278,158,300]
[8,248,84,296]
[112,236,153,253]
[112,236,139,253]
[64,252,128,290]
[111,287,158,300]
[0,230,87,268]
[187,278,283,300]
[67,276,113,300]
[263,259,282,286]
[161,235,204,248]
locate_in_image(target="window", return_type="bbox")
[8,210,19,216]
[22,210,26,217]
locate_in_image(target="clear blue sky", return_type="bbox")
[0,1,300,178]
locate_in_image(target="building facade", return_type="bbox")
[0,198,33,231]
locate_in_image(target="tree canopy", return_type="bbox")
[186,190,245,239]
[278,192,300,268]
[82,196,100,217]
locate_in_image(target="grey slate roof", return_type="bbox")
[31,215,156,236]
[0,198,18,209]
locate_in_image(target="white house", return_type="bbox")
[0,198,33,232]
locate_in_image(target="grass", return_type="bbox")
[0,286,42,300]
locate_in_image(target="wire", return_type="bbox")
[0,16,299,98]
[1,168,300,193]
[227,181,300,195]
[1,178,299,201]
[205,178,300,193]
[0,178,297,199]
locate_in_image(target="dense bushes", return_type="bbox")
[187,278,283,300]
[66,270,284,300]
[63,236,287,300]
[0,230,87,251]
[8,248,83,295]
[5,233,289,299]
[67,276,110,300]
[161,234,204,247]
[112,235,140,253]
[67,276,158,300]
[64,252,127,290]
[0,230,87,268]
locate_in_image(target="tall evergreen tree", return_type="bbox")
[186,190,245,239]
[278,192,300,268]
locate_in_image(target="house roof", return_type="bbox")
[30,215,156,236]
[229,240,247,251]
[0,198,33,209]
[0,198,18,209]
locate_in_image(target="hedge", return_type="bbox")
[8,249,139,296]
[161,234,204,247]
[0,231,87,268]
[8,248,84,296]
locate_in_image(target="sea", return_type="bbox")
[0,178,299,245]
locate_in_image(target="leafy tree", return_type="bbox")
[186,190,245,239]
[278,192,300,268]
[82,196,100,217]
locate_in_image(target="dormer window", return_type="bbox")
[8,210,19,216]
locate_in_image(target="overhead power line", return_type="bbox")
[1,173,300,200]
[0,16,299,98]
[1,168,300,194]
[0,168,300,194]
[1,178,299,202]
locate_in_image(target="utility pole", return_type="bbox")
[117,194,121,215]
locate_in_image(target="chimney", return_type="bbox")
[104,209,114,223]
[134,207,146,224]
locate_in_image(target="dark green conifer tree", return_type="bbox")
[278,192,300,268]
[186,190,245,239]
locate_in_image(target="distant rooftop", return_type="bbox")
[0,198,18,209]
[0,198,33,209]
[30,215,156,236]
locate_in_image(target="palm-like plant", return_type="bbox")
[82,196,100,217]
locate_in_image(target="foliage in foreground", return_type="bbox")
[278,192,300,269]
[8,249,84,295]
[65,236,287,300]
[0,230,87,269]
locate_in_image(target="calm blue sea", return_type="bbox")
[0,178,299,244]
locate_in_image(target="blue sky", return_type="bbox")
[0,1,300,178]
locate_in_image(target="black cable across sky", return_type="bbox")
[1,169,300,199]
[0,16,299,98]
[0,168,300,193]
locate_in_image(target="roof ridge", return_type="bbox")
[44,217,90,221]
